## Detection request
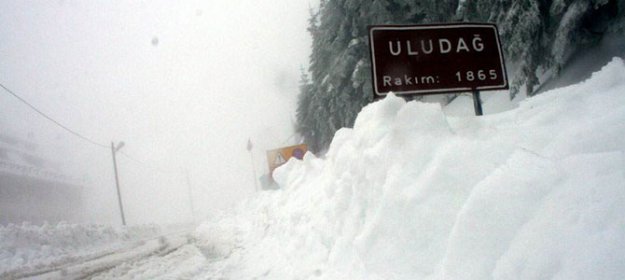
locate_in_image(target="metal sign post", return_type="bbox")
[247,138,259,192]
[472,90,483,116]
[368,23,508,115]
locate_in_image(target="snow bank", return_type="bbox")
[0,222,161,276]
[197,58,625,279]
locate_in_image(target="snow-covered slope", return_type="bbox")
[197,58,625,280]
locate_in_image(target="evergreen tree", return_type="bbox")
[297,0,624,153]
[458,0,623,98]
[298,0,461,153]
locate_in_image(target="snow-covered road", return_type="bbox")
[87,238,210,279]
[0,224,226,280]
[3,232,193,279]
[26,233,191,280]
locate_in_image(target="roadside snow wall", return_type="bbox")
[199,58,625,280]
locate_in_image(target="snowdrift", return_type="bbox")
[198,58,625,279]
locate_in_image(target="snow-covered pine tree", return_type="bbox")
[458,0,623,99]
[298,0,624,153]
[297,0,461,153]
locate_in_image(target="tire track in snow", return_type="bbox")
[9,231,192,280]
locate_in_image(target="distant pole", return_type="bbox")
[111,141,126,226]
[472,90,483,116]
[184,168,196,223]
[247,138,259,192]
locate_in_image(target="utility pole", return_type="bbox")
[184,168,196,224]
[111,141,126,226]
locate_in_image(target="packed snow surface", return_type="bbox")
[0,223,161,276]
[197,58,625,279]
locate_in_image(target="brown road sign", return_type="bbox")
[368,23,508,97]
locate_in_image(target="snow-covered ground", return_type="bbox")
[0,222,197,279]
[194,58,625,279]
[2,58,625,279]
[0,223,154,274]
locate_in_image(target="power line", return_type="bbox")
[1,82,182,176]
[118,150,180,175]
[0,82,108,149]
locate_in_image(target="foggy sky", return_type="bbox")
[0,0,315,224]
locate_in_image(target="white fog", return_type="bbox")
[0,0,314,224]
